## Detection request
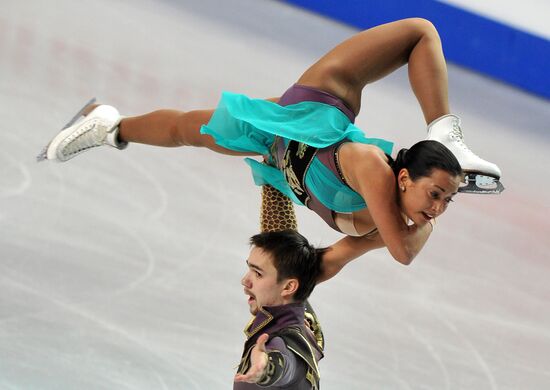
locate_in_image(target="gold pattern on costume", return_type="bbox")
[260,185,298,232]
[269,136,280,165]
[305,310,325,351]
[244,307,274,338]
[286,337,320,384]
[283,151,304,195]
[306,369,318,389]
[237,345,254,374]
[258,358,276,385]
[296,142,308,159]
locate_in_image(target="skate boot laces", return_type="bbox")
[449,119,479,157]
[61,119,109,158]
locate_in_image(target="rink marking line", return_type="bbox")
[0,155,31,198]
[323,285,414,389]
[333,336,414,390]
[109,224,157,296]
[406,323,452,390]
[119,149,169,221]
[0,275,191,387]
[149,156,242,285]
[434,311,498,390]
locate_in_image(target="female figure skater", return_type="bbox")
[39,18,503,279]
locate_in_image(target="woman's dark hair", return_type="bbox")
[249,230,326,302]
[389,140,462,180]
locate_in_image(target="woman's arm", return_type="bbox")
[319,217,432,283]
[318,233,385,283]
[340,145,434,264]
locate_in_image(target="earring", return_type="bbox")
[401,186,406,192]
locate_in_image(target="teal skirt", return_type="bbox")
[200,92,394,212]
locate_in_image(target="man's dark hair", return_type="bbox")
[250,230,325,302]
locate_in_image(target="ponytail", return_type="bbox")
[390,140,461,180]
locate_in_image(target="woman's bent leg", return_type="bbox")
[297,18,449,123]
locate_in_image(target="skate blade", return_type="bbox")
[458,173,504,194]
[36,145,49,162]
[36,97,97,162]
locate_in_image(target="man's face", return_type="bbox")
[241,246,288,315]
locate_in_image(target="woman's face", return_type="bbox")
[398,168,461,226]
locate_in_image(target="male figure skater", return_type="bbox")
[234,228,325,389]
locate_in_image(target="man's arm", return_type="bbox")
[234,334,305,387]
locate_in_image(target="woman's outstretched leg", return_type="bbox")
[119,109,254,155]
[38,102,257,162]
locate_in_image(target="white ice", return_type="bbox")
[1,0,549,389]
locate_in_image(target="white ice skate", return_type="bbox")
[37,98,127,162]
[427,114,504,194]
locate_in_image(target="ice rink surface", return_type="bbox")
[1,0,549,389]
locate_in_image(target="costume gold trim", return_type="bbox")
[243,306,274,338]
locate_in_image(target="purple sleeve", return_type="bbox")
[257,336,307,388]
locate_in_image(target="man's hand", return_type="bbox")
[234,333,269,383]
